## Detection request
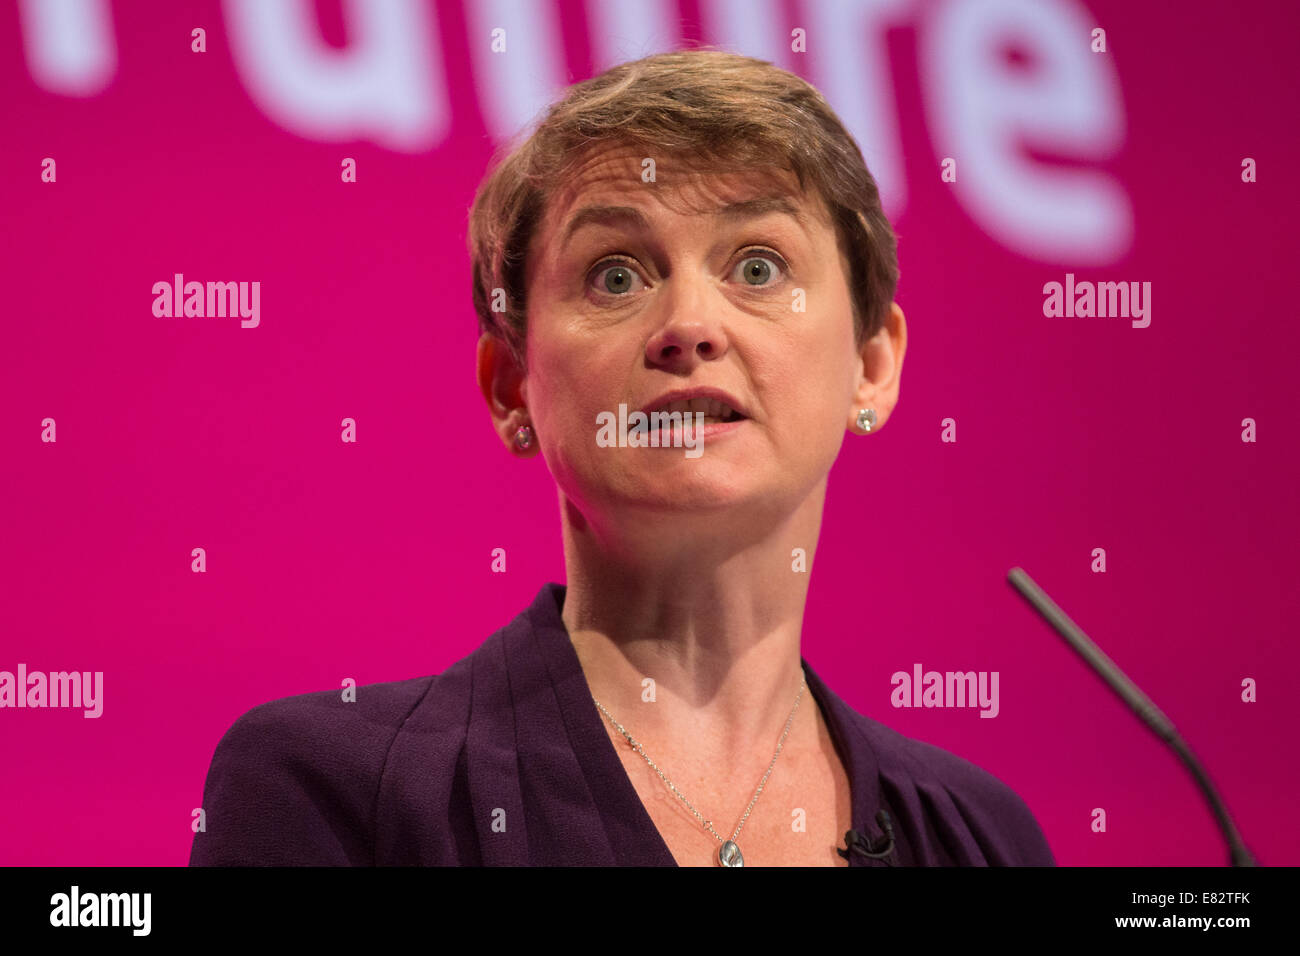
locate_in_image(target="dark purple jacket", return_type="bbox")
[190,583,1055,866]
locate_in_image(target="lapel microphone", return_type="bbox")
[838,809,896,864]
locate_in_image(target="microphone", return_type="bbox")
[1007,567,1256,866]
[838,809,896,864]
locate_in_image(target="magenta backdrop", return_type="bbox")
[2,0,1296,867]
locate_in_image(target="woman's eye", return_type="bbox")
[588,251,786,296]
[733,253,785,287]
[590,261,645,296]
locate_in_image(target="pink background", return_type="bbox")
[2,0,1296,866]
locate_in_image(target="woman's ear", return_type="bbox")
[477,332,531,450]
[851,302,906,431]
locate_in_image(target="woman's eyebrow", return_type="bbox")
[560,205,650,246]
[559,196,811,247]
[715,196,810,229]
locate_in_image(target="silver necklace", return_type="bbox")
[592,673,808,867]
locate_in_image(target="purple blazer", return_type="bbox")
[189,583,1055,866]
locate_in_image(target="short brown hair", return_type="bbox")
[467,47,899,369]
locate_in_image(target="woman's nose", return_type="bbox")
[644,278,729,367]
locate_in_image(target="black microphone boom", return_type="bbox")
[1007,567,1256,866]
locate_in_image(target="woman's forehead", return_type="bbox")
[542,144,829,236]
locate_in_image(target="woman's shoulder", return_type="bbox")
[214,673,440,750]
[189,671,456,866]
[851,713,1056,865]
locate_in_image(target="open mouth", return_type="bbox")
[642,398,748,424]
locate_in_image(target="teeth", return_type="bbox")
[658,397,737,419]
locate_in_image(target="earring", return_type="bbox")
[856,408,877,433]
[514,424,534,450]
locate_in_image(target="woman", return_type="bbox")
[190,49,1054,867]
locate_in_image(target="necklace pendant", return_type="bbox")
[718,840,744,867]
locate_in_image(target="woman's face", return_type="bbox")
[499,141,901,539]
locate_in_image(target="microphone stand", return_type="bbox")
[1007,567,1256,866]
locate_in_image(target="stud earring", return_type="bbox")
[514,425,534,450]
[856,408,877,433]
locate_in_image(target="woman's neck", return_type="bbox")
[557,488,826,756]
